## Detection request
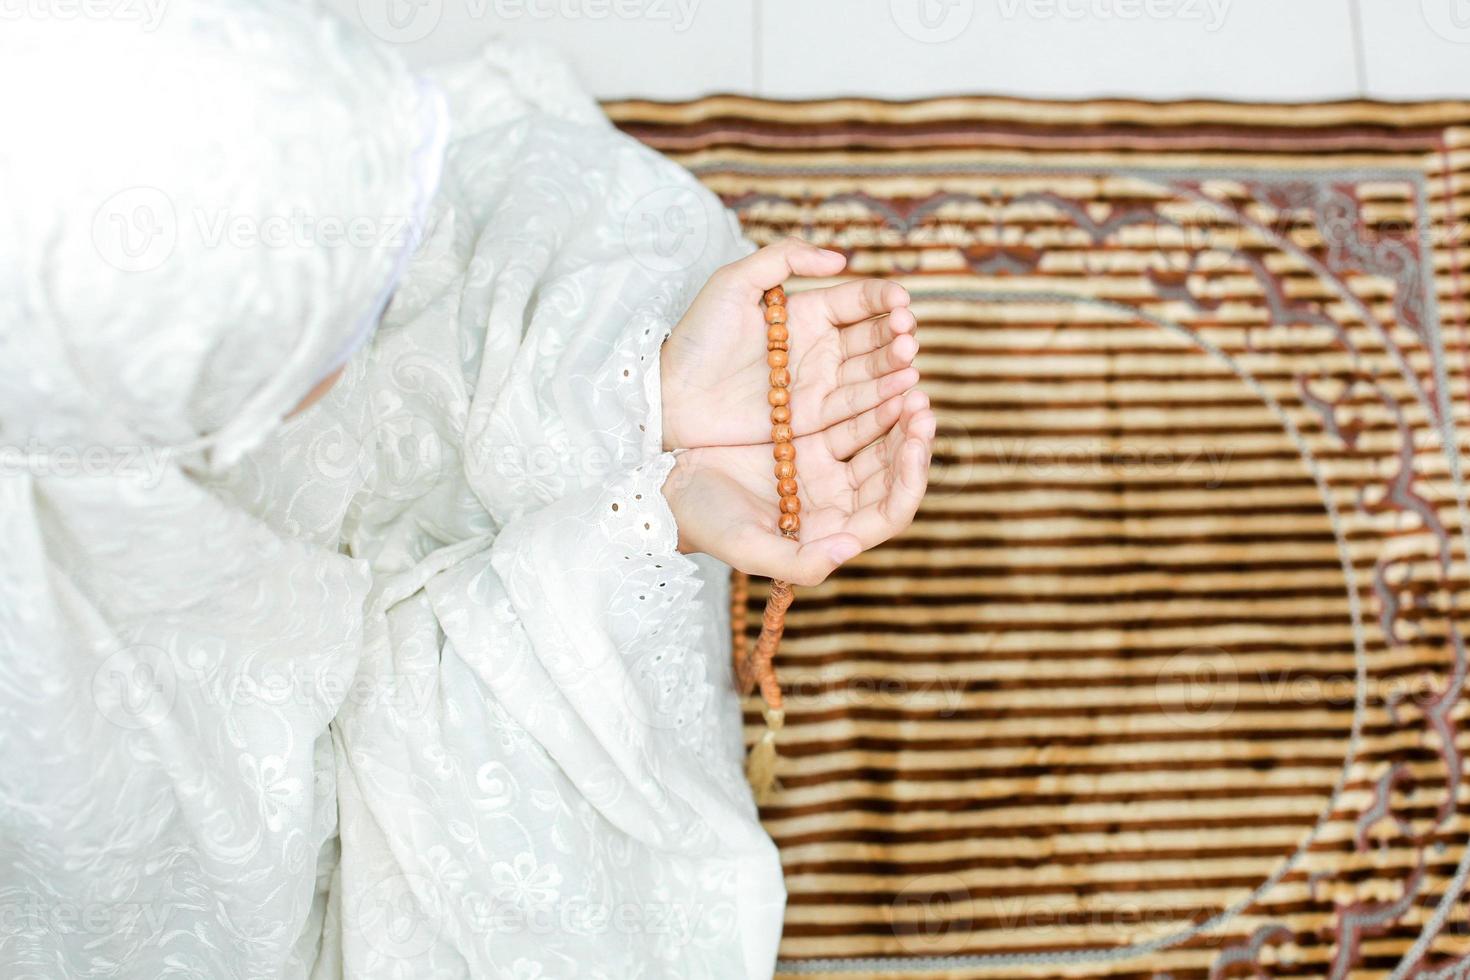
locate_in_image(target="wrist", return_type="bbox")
[659,342,683,452]
[660,451,693,554]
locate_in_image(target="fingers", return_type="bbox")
[735,529,865,588]
[849,402,936,545]
[837,332,919,386]
[881,434,932,527]
[839,306,917,359]
[725,237,846,294]
[846,387,923,499]
[822,392,906,461]
[843,454,932,551]
[821,366,919,431]
[812,278,910,326]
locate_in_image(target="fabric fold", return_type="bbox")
[332,454,780,977]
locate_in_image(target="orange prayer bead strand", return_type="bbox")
[735,283,800,716]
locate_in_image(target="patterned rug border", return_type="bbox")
[606,95,1470,129]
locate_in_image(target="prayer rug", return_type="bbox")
[610,95,1470,979]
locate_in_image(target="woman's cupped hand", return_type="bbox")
[659,237,936,585]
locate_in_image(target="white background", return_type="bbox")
[327,0,1470,102]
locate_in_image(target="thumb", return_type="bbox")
[738,530,863,588]
[728,237,847,294]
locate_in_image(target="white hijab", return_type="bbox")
[0,3,445,976]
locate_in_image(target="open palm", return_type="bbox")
[660,238,919,450]
[663,389,936,586]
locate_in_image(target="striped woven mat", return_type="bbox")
[608,97,1470,979]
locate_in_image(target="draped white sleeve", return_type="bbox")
[231,40,786,980]
[331,457,782,979]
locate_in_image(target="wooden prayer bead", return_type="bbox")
[774,460,795,480]
[766,322,788,344]
[767,387,789,407]
[767,349,788,368]
[771,423,793,443]
[770,405,791,424]
[777,477,798,497]
[778,512,800,533]
[764,305,787,326]
[779,495,801,515]
[769,367,791,388]
[763,286,786,305]
[773,442,795,462]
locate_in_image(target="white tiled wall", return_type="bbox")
[328,0,1469,100]
[1359,0,1470,99]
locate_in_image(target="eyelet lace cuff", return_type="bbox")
[606,297,682,465]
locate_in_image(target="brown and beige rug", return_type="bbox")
[609,96,1470,979]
